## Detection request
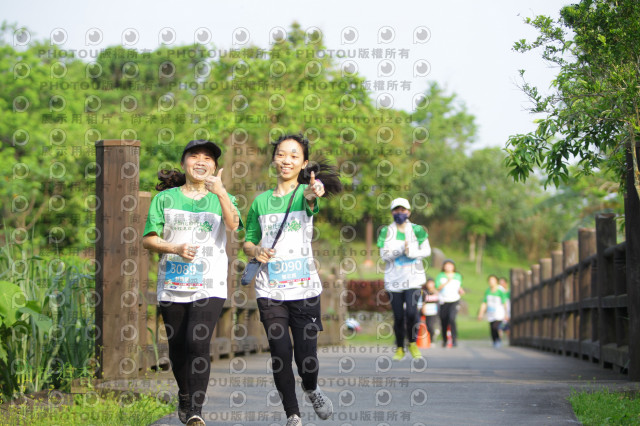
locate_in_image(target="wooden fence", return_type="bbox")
[510,214,636,378]
[510,142,640,381]
[95,140,345,379]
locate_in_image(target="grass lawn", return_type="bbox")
[569,388,640,425]
[0,391,174,426]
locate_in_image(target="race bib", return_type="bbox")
[395,255,417,267]
[423,302,438,316]
[164,260,204,291]
[268,257,311,288]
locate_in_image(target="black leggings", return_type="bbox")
[490,321,502,343]
[159,297,225,409]
[425,315,438,341]
[439,301,459,345]
[388,288,421,348]
[262,317,319,418]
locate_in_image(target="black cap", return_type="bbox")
[181,140,222,161]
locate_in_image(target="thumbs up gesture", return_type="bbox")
[204,168,225,196]
[303,171,325,200]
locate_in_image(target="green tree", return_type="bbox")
[408,82,476,223]
[506,0,640,199]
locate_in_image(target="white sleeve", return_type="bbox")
[379,245,403,261]
[406,238,431,259]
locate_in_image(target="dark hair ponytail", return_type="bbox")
[271,133,342,197]
[156,168,186,191]
[299,159,342,196]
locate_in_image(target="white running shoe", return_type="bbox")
[304,386,333,420]
[286,414,302,426]
[186,413,205,426]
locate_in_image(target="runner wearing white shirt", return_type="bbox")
[143,140,242,426]
[243,134,342,426]
[478,275,510,348]
[378,197,431,361]
[435,259,465,347]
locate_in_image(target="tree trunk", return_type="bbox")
[475,234,486,274]
[364,216,374,267]
[468,233,476,261]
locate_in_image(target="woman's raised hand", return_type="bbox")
[303,171,325,200]
[204,168,225,196]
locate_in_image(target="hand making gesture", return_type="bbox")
[303,171,325,200]
[204,168,225,196]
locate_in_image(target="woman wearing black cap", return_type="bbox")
[143,140,242,426]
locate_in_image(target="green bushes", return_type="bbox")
[0,228,95,402]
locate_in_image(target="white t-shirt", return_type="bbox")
[484,287,508,322]
[143,187,243,302]
[436,272,463,303]
[377,221,431,292]
[244,185,322,301]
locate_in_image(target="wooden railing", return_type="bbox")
[510,214,634,376]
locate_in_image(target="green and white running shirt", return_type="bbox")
[377,221,431,292]
[245,184,321,301]
[143,187,243,303]
[483,287,508,322]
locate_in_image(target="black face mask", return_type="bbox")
[393,213,408,224]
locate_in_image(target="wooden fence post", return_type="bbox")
[95,139,141,379]
[562,240,578,355]
[510,268,521,342]
[531,264,541,344]
[137,191,151,372]
[525,270,533,338]
[595,214,617,368]
[578,228,596,361]
[540,258,552,348]
[625,140,640,380]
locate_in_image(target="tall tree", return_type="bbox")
[506,0,640,199]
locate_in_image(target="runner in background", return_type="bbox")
[498,276,511,340]
[477,275,510,348]
[421,277,440,344]
[435,260,464,347]
[378,197,432,361]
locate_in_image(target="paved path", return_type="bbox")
[108,340,637,425]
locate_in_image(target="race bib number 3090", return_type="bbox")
[268,257,311,287]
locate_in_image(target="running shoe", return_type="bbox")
[408,342,423,359]
[286,414,302,426]
[392,347,405,361]
[304,386,333,420]
[186,412,206,426]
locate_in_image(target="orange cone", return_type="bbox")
[446,325,453,348]
[417,316,431,348]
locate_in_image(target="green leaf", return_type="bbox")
[0,281,26,327]
[18,306,53,332]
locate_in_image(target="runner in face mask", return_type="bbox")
[377,197,432,361]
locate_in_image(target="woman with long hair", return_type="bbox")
[243,134,341,426]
